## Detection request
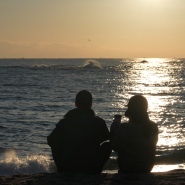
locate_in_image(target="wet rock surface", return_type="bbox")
[1,169,185,185]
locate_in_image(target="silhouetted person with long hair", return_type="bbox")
[47,90,111,174]
[110,95,158,173]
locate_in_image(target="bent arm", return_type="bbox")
[99,119,110,143]
[110,125,127,152]
[110,121,121,136]
[149,123,158,147]
[47,122,62,150]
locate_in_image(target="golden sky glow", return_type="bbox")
[0,0,185,58]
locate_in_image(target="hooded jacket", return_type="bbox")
[47,108,109,173]
[110,120,158,173]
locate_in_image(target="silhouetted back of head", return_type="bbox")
[125,95,151,139]
[125,95,149,122]
[76,90,92,108]
[126,95,148,114]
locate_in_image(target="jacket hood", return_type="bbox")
[64,108,95,118]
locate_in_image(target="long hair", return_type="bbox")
[125,95,152,140]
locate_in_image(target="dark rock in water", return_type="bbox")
[140,60,148,63]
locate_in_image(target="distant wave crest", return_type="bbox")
[83,60,102,68]
[24,64,77,69]
[0,62,102,69]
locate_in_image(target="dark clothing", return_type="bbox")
[110,120,158,173]
[51,142,111,174]
[47,108,110,174]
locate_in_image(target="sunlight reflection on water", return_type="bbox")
[1,58,185,172]
[152,164,185,172]
[104,164,185,173]
[116,58,185,149]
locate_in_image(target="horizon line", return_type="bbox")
[0,57,184,59]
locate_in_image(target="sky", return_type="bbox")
[0,0,185,58]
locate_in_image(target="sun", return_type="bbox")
[140,0,167,7]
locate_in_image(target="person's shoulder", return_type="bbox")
[120,122,144,131]
[116,122,130,131]
[119,122,135,128]
[149,120,158,127]
[149,120,156,124]
[149,120,158,132]
[121,122,130,125]
[55,108,78,126]
[94,116,106,123]
[115,122,143,138]
[56,117,68,127]
[93,116,108,128]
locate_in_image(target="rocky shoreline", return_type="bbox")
[1,169,185,185]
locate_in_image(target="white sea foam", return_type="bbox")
[31,64,49,68]
[22,64,77,69]
[0,150,51,175]
[83,60,101,68]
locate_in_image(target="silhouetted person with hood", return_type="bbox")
[110,95,158,173]
[47,90,111,174]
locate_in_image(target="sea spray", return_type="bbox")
[83,60,102,68]
[0,150,52,175]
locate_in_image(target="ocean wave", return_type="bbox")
[105,149,185,171]
[24,64,77,69]
[169,60,184,63]
[83,60,102,68]
[0,60,102,70]
[155,149,185,164]
[0,64,103,70]
[0,60,104,70]
[0,126,6,129]
[0,150,51,175]
[1,149,185,175]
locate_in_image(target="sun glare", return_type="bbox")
[152,164,185,172]
[117,58,184,149]
[140,0,167,7]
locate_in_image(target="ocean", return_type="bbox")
[0,58,185,175]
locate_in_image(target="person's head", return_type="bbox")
[75,90,92,108]
[125,95,152,139]
[125,95,148,119]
